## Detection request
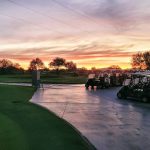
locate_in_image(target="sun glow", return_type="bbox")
[0,0,150,69]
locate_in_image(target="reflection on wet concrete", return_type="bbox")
[31,84,150,150]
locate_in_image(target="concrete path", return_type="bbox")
[31,84,150,150]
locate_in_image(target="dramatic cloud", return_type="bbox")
[0,43,135,69]
[0,0,150,68]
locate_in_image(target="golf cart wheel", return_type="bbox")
[85,84,89,89]
[91,86,94,90]
[141,97,148,103]
[96,86,100,89]
[117,92,125,99]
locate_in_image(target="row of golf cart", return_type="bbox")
[85,73,125,89]
[117,72,150,102]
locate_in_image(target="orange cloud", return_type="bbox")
[0,43,135,69]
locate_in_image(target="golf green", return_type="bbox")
[0,85,93,150]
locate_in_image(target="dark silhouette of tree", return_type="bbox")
[131,52,146,69]
[0,59,23,74]
[91,67,96,71]
[29,58,44,71]
[65,61,77,72]
[91,67,97,74]
[49,57,66,73]
[108,65,121,70]
[0,59,13,68]
[13,63,21,69]
[77,67,88,75]
[143,51,150,70]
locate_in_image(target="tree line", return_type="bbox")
[0,57,77,74]
[29,57,77,72]
[0,51,150,74]
[0,59,24,74]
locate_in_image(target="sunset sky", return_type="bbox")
[0,0,150,69]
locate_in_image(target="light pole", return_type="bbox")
[32,65,41,88]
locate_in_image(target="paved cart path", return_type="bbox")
[31,84,150,150]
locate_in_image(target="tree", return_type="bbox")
[29,58,44,71]
[143,51,150,70]
[0,59,13,68]
[13,63,21,69]
[131,52,146,69]
[49,57,66,72]
[65,61,77,72]
[108,65,121,70]
[91,67,97,74]
[0,59,23,74]
[77,67,88,75]
[91,67,96,71]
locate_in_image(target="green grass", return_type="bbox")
[0,85,94,150]
[0,74,86,84]
[0,74,31,83]
[41,76,86,84]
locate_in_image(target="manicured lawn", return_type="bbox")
[0,75,86,84]
[41,76,86,84]
[0,74,31,83]
[0,85,94,150]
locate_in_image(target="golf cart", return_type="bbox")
[97,74,110,89]
[110,73,124,87]
[85,73,111,89]
[117,72,150,102]
[85,74,96,89]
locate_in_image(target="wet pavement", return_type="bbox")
[31,84,150,150]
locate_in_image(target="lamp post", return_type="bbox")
[32,65,41,88]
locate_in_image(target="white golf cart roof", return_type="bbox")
[131,71,150,77]
[88,74,95,79]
